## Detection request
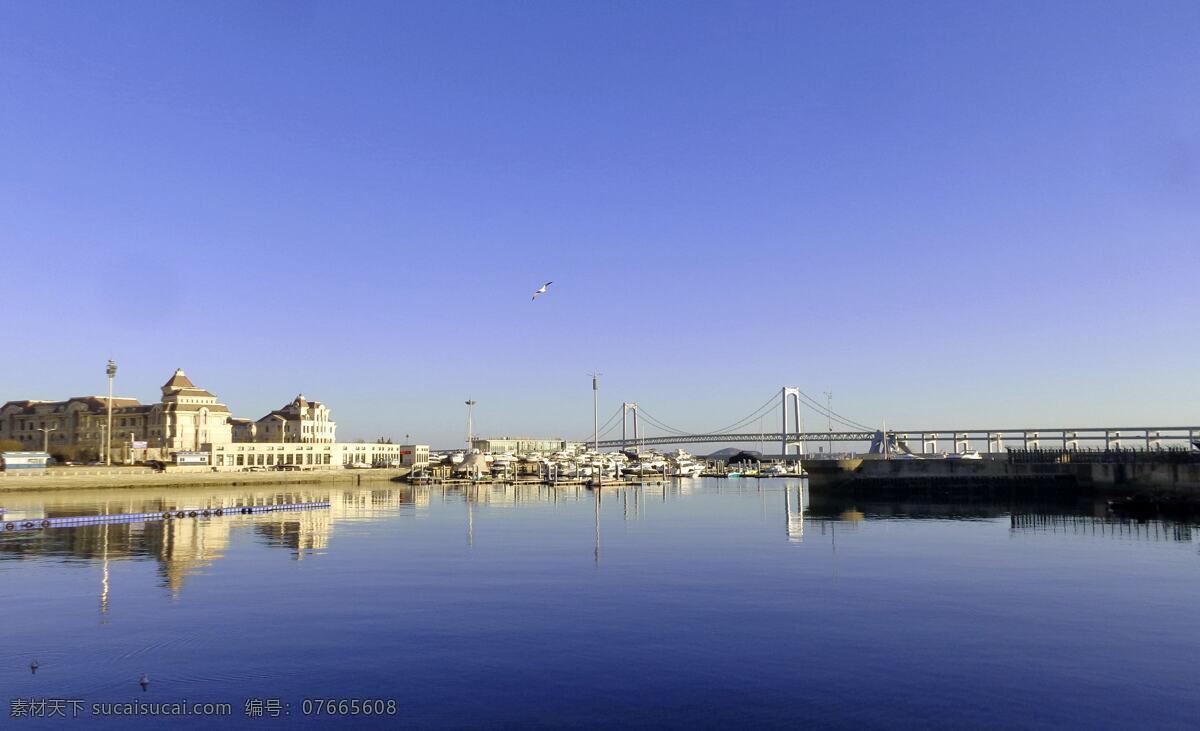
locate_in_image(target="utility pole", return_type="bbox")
[105,359,117,466]
[824,390,833,456]
[465,400,476,452]
[36,426,57,453]
[590,374,601,454]
[591,373,601,488]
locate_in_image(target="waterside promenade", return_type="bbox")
[0,466,413,492]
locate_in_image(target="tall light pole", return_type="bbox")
[36,426,57,454]
[824,390,833,456]
[591,373,602,488]
[590,373,601,455]
[105,360,117,466]
[465,400,476,452]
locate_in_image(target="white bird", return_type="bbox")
[532,281,553,300]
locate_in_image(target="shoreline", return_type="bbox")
[0,467,412,493]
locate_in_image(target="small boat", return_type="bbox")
[946,451,983,460]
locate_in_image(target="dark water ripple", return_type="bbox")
[1,480,1198,729]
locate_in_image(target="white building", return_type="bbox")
[235,394,337,443]
[471,437,582,455]
[210,442,429,470]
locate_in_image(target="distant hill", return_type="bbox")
[705,447,741,459]
[706,447,762,460]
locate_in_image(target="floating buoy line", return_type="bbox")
[1,502,330,532]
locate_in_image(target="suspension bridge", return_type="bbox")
[582,387,1200,456]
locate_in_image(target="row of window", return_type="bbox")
[221,453,334,467]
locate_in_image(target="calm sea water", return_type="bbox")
[1,479,1198,729]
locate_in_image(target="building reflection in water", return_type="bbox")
[4,481,1196,619]
[0,485,437,608]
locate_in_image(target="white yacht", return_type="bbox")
[667,450,706,477]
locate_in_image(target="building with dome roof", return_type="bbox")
[233,394,336,443]
[2,367,427,469]
[0,368,232,459]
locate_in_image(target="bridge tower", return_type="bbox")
[781,387,804,461]
[621,403,640,450]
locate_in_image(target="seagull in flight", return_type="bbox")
[532,281,553,300]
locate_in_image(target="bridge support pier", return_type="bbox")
[1022,431,1041,450]
[988,432,1004,453]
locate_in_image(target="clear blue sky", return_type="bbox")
[2,1,1197,447]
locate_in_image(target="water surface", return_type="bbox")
[2,480,1198,728]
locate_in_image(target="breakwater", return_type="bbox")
[805,452,1200,495]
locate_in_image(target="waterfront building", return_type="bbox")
[210,441,428,469]
[2,368,424,469]
[0,396,140,459]
[397,444,430,467]
[229,417,255,442]
[236,394,337,443]
[154,368,234,451]
[471,436,582,455]
[0,368,232,460]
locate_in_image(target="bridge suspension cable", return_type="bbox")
[582,403,625,443]
[703,394,782,435]
[598,415,625,439]
[632,407,694,437]
[624,390,784,440]
[791,389,876,432]
[587,386,878,445]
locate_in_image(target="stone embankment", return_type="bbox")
[805,456,1200,494]
[0,466,412,492]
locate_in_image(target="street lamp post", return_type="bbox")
[465,400,476,451]
[591,373,601,488]
[105,360,117,466]
[36,426,58,454]
[824,390,833,456]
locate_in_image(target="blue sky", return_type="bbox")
[1,1,1197,447]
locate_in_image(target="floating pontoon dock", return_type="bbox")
[1,501,330,532]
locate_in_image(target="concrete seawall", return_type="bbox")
[0,467,412,492]
[806,457,1200,495]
